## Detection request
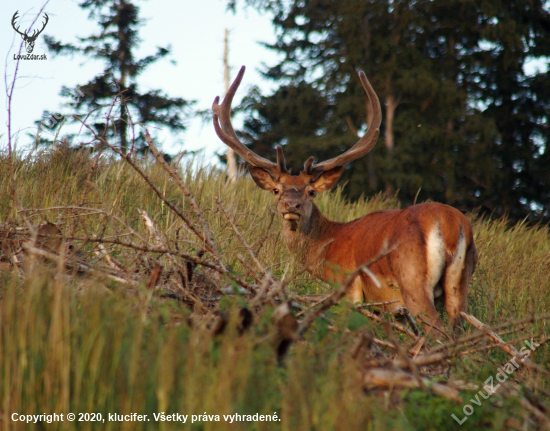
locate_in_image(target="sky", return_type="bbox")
[3,1,547,166]
[1,0,280,164]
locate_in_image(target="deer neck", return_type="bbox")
[282,204,340,277]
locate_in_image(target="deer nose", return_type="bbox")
[285,201,301,212]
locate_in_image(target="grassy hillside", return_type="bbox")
[0,145,549,430]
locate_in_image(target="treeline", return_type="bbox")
[36,0,550,221]
[231,0,550,221]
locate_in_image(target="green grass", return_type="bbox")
[0,145,549,430]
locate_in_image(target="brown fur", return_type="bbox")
[249,168,477,331]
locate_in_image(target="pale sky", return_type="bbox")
[1,0,280,163]
[3,1,547,166]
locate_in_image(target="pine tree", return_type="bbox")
[456,0,550,219]
[38,0,193,154]
[232,0,550,220]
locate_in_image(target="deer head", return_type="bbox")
[12,11,49,54]
[212,66,381,227]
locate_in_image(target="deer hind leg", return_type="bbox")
[443,231,477,329]
[393,225,447,334]
[346,277,365,305]
[401,282,445,334]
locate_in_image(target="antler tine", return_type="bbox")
[212,66,280,174]
[11,11,26,37]
[12,11,49,39]
[32,13,49,38]
[307,71,381,175]
[303,156,315,175]
[276,145,288,173]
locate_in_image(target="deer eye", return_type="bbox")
[308,190,316,197]
[273,189,279,195]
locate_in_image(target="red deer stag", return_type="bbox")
[212,66,477,332]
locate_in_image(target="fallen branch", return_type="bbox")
[144,129,221,259]
[383,322,427,391]
[363,368,461,402]
[23,244,135,286]
[356,307,418,340]
[461,312,549,375]
[73,117,221,262]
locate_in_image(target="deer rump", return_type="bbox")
[320,202,477,329]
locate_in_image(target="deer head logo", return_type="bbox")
[11,11,49,54]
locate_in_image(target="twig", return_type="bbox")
[250,273,273,307]
[4,5,50,230]
[519,397,550,429]
[459,334,550,357]
[72,116,220,260]
[393,351,447,369]
[144,129,221,258]
[416,314,451,340]
[95,243,124,270]
[363,368,461,401]
[218,200,266,275]
[297,245,392,337]
[69,235,257,292]
[383,322,427,391]
[254,210,275,255]
[431,313,550,355]
[295,294,332,317]
[236,254,262,283]
[23,244,135,286]
[139,209,195,288]
[356,307,418,340]
[76,88,118,211]
[360,299,400,308]
[461,312,549,375]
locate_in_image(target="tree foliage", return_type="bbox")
[232,0,550,220]
[38,0,193,154]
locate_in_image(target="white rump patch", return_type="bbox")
[425,225,446,300]
[446,230,466,290]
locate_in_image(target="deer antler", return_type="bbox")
[30,13,49,40]
[212,66,288,177]
[213,66,381,179]
[303,71,382,176]
[11,11,49,41]
[11,11,26,37]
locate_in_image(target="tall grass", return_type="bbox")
[0,146,549,430]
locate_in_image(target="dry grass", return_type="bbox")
[0,144,549,431]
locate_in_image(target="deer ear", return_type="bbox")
[311,167,344,192]
[248,166,279,191]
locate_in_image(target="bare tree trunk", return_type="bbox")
[120,97,128,155]
[384,83,399,197]
[364,96,377,190]
[118,9,128,155]
[445,119,455,203]
[384,93,397,153]
[382,1,401,195]
[224,29,238,183]
[362,17,376,191]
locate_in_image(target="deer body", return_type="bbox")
[212,65,477,332]
[282,201,476,328]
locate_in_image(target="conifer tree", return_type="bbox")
[231,0,550,220]
[39,0,193,154]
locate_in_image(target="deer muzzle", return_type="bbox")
[282,201,302,221]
